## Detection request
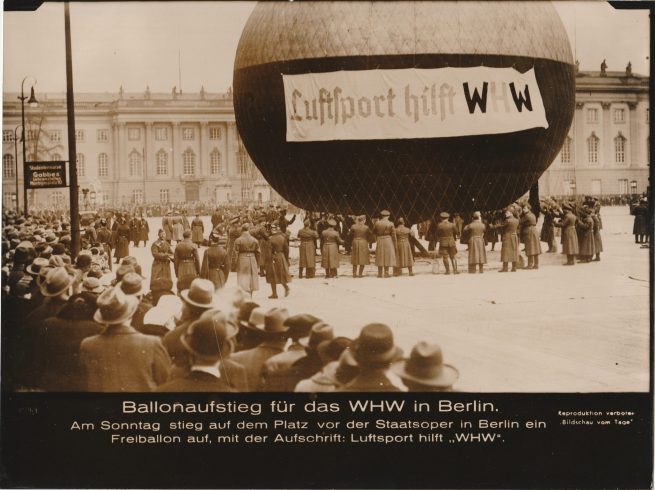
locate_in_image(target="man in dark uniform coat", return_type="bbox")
[436,212,459,274]
[373,210,396,278]
[174,231,201,291]
[266,224,291,298]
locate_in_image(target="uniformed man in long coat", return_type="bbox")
[297,219,319,279]
[162,212,173,243]
[129,215,139,247]
[191,214,204,246]
[234,223,260,296]
[519,204,542,270]
[114,217,130,263]
[266,224,291,298]
[554,202,579,265]
[226,217,242,272]
[150,229,173,290]
[576,207,595,263]
[394,217,414,276]
[349,215,372,278]
[373,210,396,278]
[200,233,229,290]
[172,216,184,243]
[174,231,200,291]
[137,215,149,247]
[497,210,520,272]
[436,212,458,275]
[591,202,603,261]
[463,212,487,273]
[540,204,557,253]
[321,219,343,278]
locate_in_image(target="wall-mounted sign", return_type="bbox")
[25,161,67,189]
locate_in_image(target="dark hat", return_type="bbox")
[380,210,391,217]
[119,272,148,296]
[562,202,573,211]
[150,277,174,292]
[183,230,191,239]
[93,287,139,325]
[13,243,35,264]
[115,264,136,283]
[391,341,459,389]
[317,337,352,365]
[301,322,334,350]
[335,348,359,385]
[284,314,321,339]
[327,219,337,227]
[26,257,50,276]
[180,278,215,308]
[75,254,92,269]
[256,307,290,334]
[352,323,402,366]
[439,212,450,219]
[236,301,260,327]
[181,310,238,361]
[52,243,67,255]
[40,267,75,297]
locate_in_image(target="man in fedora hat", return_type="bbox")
[339,323,406,392]
[263,314,320,375]
[373,210,396,278]
[294,337,352,392]
[157,310,241,392]
[200,231,230,290]
[231,307,290,391]
[119,272,152,332]
[436,212,459,275]
[262,321,334,392]
[162,278,215,369]
[80,287,170,392]
[174,230,200,291]
[234,302,263,352]
[392,341,459,392]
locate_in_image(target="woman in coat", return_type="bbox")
[576,209,595,263]
[394,218,414,276]
[200,234,229,290]
[297,220,319,278]
[463,212,487,273]
[519,205,542,270]
[150,229,173,289]
[321,219,343,278]
[191,214,204,246]
[554,203,579,265]
[349,215,372,277]
[498,210,519,272]
[234,224,260,296]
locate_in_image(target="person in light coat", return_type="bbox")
[554,202,579,265]
[497,210,520,272]
[348,215,372,278]
[519,204,542,270]
[463,212,486,273]
[373,210,396,278]
[394,218,414,276]
[234,224,260,296]
[321,219,343,278]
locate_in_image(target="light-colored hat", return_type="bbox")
[93,287,139,325]
[180,278,215,308]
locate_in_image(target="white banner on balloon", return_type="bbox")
[283,67,548,142]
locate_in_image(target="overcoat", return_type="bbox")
[138,218,149,242]
[200,244,229,290]
[632,204,648,235]
[234,232,260,293]
[227,224,241,272]
[436,220,457,256]
[191,218,204,244]
[520,212,542,256]
[297,227,319,268]
[577,215,596,257]
[321,228,343,269]
[591,214,603,253]
[558,212,579,255]
[349,223,371,265]
[162,216,173,241]
[499,217,520,263]
[540,211,555,244]
[114,223,130,259]
[172,218,184,242]
[266,232,291,284]
[174,239,200,291]
[373,218,397,267]
[150,238,173,289]
[464,220,487,265]
[395,225,414,268]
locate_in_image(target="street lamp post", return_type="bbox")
[13,125,21,214]
[18,76,38,218]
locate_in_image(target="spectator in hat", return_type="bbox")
[200,232,229,290]
[349,215,372,278]
[436,212,459,275]
[265,223,290,298]
[234,303,264,352]
[119,272,152,332]
[263,314,320,375]
[519,204,542,270]
[162,278,215,377]
[498,210,520,272]
[174,230,200,291]
[262,322,334,392]
[463,212,487,274]
[294,337,352,392]
[150,229,173,290]
[339,323,405,392]
[234,223,260,297]
[141,294,182,337]
[147,277,175,307]
[156,310,241,392]
[373,210,397,278]
[392,341,459,392]
[231,307,290,391]
[80,287,170,392]
[82,276,105,295]
[34,292,104,391]
[321,219,343,278]
[297,219,319,279]
[394,217,415,277]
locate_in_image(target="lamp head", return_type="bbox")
[27,86,38,107]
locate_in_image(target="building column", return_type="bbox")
[628,101,639,167]
[574,102,584,185]
[199,121,208,177]
[171,122,180,178]
[144,122,152,202]
[601,102,611,168]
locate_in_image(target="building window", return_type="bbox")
[76,153,85,177]
[49,130,61,142]
[183,149,196,175]
[155,127,168,140]
[241,187,250,202]
[156,150,168,175]
[75,129,84,142]
[560,136,572,165]
[587,133,599,164]
[3,154,15,179]
[630,181,638,194]
[613,108,625,124]
[2,130,13,143]
[129,150,142,177]
[128,128,141,141]
[210,149,222,175]
[618,179,628,194]
[132,189,144,204]
[3,192,16,208]
[591,179,602,195]
[160,189,169,203]
[586,108,598,124]
[614,133,626,164]
[563,180,575,196]
[182,127,195,140]
[98,153,108,177]
[209,127,221,140]
[52,191,64,207]
[239,158,249,175]
[97,129,109,142]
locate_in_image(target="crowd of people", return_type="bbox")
[1,192,649,392]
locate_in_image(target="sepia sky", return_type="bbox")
[1,1,650,94]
